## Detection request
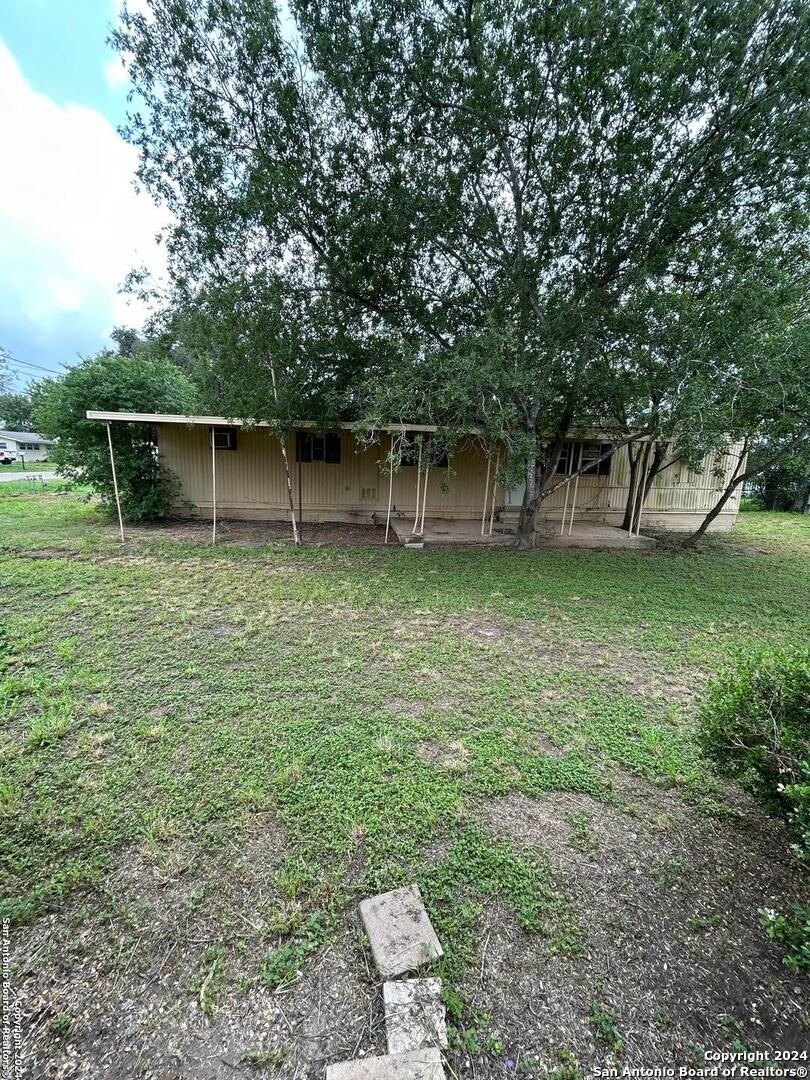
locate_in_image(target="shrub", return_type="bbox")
[31,351,196,522]
[699,646,810,968]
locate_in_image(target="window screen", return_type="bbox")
[296,431,341,464]
[580,442,613,476]
[554,441,613,476]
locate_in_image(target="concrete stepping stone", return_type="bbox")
[326,1047,445,1080]
[383,978,448,1054]
[359,884,443,978]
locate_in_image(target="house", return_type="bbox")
[87,411,744,544]
[0,430,55,464]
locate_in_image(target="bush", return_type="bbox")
[699,646,810,968]
[32,351,196,522]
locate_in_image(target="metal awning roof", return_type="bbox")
[85,411,441,432]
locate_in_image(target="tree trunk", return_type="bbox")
[791,477,810,513]
[683,474,745,545]
[622,441,668,532]
[269,357,299,546]
[621,443,643,532]
[684,442,749,547]
[514,454,538,549]
[513,433,568,549]
[278,434,300,546]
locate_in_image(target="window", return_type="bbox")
[554,440,574,474]
[399,433,449,468]
[21,443,40,450]
[296,431,341,464]
[554,441,613,476]
[211,427,237,450]
[580,441,613,476]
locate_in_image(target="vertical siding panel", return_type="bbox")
[157,425,744,529]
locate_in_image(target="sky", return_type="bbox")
[0,0,164,390]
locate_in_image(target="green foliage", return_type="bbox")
[0,391,34,431]
[259,913,329,989]
[760,904,810,973]
[114,0,810,545]
[49,1012,72,1037]
[699,647,810,813]
[700,647,810,969]
[588,1001,623,1054]
[31,351,196,521]
[747,439,810,514]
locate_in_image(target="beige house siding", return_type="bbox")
[157,424,743,532]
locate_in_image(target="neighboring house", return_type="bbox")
[0,431,55,464]
[87,411,745,537]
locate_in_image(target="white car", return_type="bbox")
[0,445,18,465]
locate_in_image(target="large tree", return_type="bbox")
[116,0,810,545]
[0,391,34,432]
[32,352,196,521]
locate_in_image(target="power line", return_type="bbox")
[9,358,67,378]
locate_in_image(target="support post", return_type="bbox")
[419,462,430,534]
[567,444,583,536]
[412,436,422,535]
[106,421,125,544]
[480,444,492,536]
[488,449,500,535]
[384,432,397,544]
[560,461,571,537]
[635,453,652,537]
[211,426,217,545]
[298,452,303,540]
[632,442,652,536]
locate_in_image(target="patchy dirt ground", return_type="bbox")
[13,819,385,1080]
[5,502,810,1080]
[125,517,388,547]
[14,780,808,1079]
[470,780,808,1073]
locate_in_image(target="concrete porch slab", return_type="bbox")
[537,523,656,549]
[391,519,512,546]
[391,518,656,549]
[326,1048,445,1080]
[359,884,443,978]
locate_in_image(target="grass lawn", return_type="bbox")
[1,495,808,1078]
[0,461,57,472]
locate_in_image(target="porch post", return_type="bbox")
[210,426,217,545]
[635,452,651,536]
[412,436,423,535]
[419,461,430,534]
[480,444,492,536]
[488,448,500,535]
[106,421,125,543]
[384,432,397,544]
[567,444,583,536]
[560,479,571,536]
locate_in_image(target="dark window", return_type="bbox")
[296,431,341,464]
[580,441,613,476]
[554,440,574,474]
[212,426,237,450]
[399,433,449,468]
[554,441,613,476]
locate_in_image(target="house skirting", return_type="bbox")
[176,503,737,533]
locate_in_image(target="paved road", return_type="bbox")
[0,470,58,483]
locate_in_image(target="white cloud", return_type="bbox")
[103,55,129,90]
[0,38,167,346]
